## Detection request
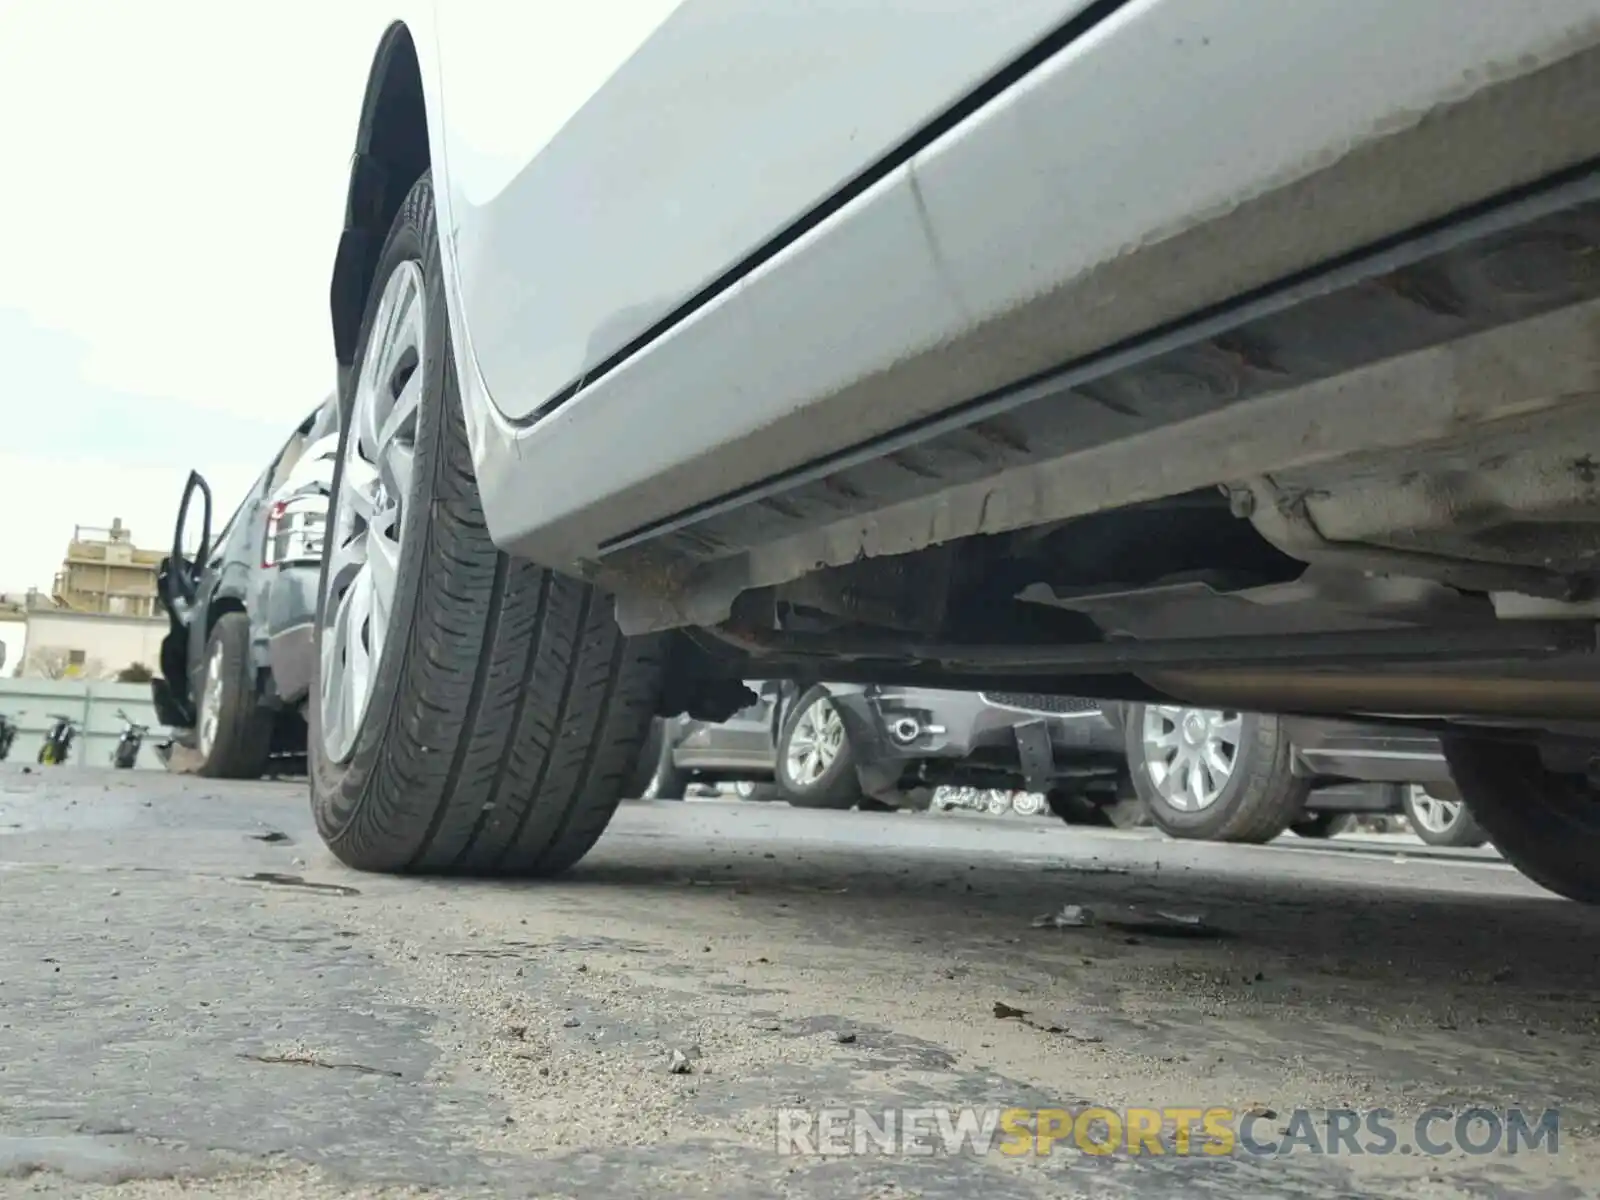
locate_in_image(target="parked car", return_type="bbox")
[637,684,1138,818]
[631,683,783,801]
[152,396,338,778]
[1121,704,1487,847]
[312,14,1600,902]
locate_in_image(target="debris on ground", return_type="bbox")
[240,1052,400,1078]
[993,1001,1029,1020]
[667,1049,694,1074]
[1030,902,1227,939]
[248,831,292,844]
[1032,904,1092,929]
[835,1031,857,1044]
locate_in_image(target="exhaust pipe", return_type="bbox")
[889,716,923,745]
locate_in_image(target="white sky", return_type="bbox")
[0,0,397,590]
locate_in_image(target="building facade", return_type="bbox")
[54,518,163,618]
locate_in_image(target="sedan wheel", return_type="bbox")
[1403,785,1488,848]
[1142,705,1240,812]
[1125,703,1308,843]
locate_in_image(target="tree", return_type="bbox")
[116,662,155,683]
[21,646,105,680]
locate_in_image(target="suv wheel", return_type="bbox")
[1125,704,1309,843]
[195,612,273,779]
[310,173,662,876]
[775,686,865,810]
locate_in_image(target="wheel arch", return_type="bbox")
[330,22,433,373]
[205,595,247,637]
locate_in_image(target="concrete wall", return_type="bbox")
[19,610,166,679]
[0,678,166,770]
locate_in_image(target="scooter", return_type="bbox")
[0,712,17,762]
[112,709,148,769]
[37,714,80,766]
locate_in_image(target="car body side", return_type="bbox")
[334,3,1600,645]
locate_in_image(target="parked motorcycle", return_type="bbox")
[0,712,17,762]
[37,714,80,766]
[112,709,149,769]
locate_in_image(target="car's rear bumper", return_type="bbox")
[828,686,1123,792]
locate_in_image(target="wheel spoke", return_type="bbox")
[1204,742,1233,779]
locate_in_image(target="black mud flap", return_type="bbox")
[151,676,193,730]
[1013,719,1057,793]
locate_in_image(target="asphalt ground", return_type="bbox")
[2,766,1596,1198]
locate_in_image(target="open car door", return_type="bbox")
[151,471,213,730]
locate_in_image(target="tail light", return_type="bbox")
[263,494,327,568]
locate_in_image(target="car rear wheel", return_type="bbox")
[1125,704,1309,843]
[1440,737,1600,901]
[195,612,273,779]
[310,173,662,876]
[1401,785,1487,848]
[775,686,865,810]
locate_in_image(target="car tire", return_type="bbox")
[630,719,688,800]
[1401,784,1488,848]
[195,612,274,779]
[310,173,663,876]
[775,686,864,810]
[1290,811,1353,839]
[1125,704,1309,843]
[1441,737,1600,900]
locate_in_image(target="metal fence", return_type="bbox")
[0,679,166,770]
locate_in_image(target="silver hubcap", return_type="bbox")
[198,641,224,756]
[785,698,844,787]
[1143,705,1241,811]
[1409,787,1464,833]
[319,261,426,763]
[1013,792,1046,816]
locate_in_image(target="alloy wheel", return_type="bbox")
[785,697,844,787]
[319,261,426,763]
[1409,786,1466,835]
[1142,705,1242,811]
[198,640,225,757]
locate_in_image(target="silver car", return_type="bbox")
[308,6,1600,902]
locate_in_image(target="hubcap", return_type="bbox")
[1409,786,1464,833]
[199,640,225,756]
[785,697,845,787]
[1142,705,1242,811]
[1012,792,1046,816]
[319,260,426,763]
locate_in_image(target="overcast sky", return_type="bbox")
[0,0,397,591]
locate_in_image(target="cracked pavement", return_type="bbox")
[2,766,1598,1198]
